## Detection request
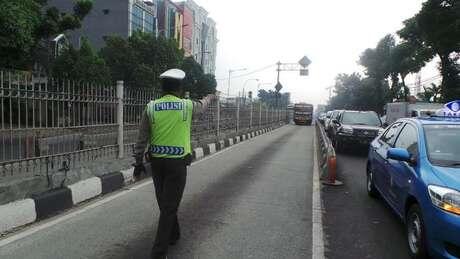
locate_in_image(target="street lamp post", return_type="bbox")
[227,68,247,98]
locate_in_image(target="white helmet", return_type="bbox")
[159,69,186,80]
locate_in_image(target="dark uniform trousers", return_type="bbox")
[150,157,187,258]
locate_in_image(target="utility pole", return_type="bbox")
[227,68,247,98]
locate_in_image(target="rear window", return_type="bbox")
[341,112,381,127]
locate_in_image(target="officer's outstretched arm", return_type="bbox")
[134,108,151,165]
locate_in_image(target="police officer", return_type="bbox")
[133,68,215,259]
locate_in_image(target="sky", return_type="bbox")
[193,0,439,106]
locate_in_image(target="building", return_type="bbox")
[48,0,159,49]
[176,0,217,74]
[177,3,193,56]
[48,0,217,74]
[157,0,183,48]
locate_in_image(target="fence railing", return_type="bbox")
[0,72,288,179]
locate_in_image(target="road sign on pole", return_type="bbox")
[275,82,283,92]
[300,69,309,76]
[298,56,311,68]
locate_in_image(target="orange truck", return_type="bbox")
[294,103,313,125]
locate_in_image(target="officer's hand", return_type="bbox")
[133,163,145,181]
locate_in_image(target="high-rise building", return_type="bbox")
[48,0,159,49]
[176,0,218,74]
[157,0,183,48]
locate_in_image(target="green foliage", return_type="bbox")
[100,33,216,98]
[101,33,184,89]
[359,35,395,80]
[327,73,389,114]
[398,0,460,101]
[0,0,93,69]
[181,57,216,98]
[51,38,111,83]
[417,83,442,102]
[257,90,291,108]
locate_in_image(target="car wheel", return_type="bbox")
[406,204,428,259]
[366,166,379,198]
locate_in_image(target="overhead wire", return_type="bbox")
[215,64,276,81]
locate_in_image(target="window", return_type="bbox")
[131,5,144,32]
[380,122,403,146]
[394,124,418,156]
[341,111,381,126]
[144,13,155,33]
[102,9,110,15]
[424,124,460,166]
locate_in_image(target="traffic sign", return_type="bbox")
[275,82,283,92]
[298,56,311,68]
[300,69,309,76]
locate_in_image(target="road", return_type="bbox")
[0,125,314,259]
[322,149,410,259]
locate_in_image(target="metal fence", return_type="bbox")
[0,71,288,179]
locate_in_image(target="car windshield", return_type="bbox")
[341,112,381,127]
[424,124,460,167]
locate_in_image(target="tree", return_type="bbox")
[390,41,431,100]
[181,57,216,98]
[0,0,93,69]
[417,83,442,102]
[327,73,388,114]
[398,0,460,101]
[51,38,111,83]
[100,33,184,89]
[100,33,216,97]
[257,89,290,107]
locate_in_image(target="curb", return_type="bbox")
[0,125,284,235]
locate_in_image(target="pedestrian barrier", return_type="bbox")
[315,120,343,186]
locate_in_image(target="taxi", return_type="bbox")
[366,101,460,259]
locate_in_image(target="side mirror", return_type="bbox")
[326,115,331,119]
[387,148,415,164]
[383,122,389,128]
[332,119,340,125]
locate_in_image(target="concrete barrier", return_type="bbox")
[218,140,225,150]
[32,188,73,220]
[235,136,241,143]
[99,172,125,195]
[207,143,217,154]
[0,199,36,233]
[68,177,102,205]
[226,138,234,146]
[193,147,204,160]
[121,168,134,185]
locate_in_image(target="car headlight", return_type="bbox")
[428,185,460,215]
[339,126,353,135]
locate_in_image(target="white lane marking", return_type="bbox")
[312,134,325,259]
[0,126,288,248]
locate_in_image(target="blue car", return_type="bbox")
[366,116,460,259]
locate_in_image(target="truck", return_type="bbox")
[384,102,444,125]
[294,103,314,125]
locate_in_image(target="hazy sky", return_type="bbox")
[193,0,438,106]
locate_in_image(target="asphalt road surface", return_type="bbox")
[0,125,314,259]
[322,149,410,259]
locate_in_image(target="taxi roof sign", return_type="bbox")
[437,100,460,117]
